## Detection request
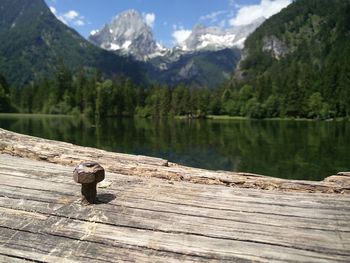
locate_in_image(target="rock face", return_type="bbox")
[182,24,233,51]
[90,10,265,59]
[181,17,266,51]
[89,9,164,60]
[262,35,289,59]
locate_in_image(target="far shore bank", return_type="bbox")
[0,113,73,118]
[0,112,348,122]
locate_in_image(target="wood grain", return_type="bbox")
[1,128,350,193]
[0,154,349,262]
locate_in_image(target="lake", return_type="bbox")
[0,114,349,181]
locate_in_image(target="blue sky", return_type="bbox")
[44,0,292,47]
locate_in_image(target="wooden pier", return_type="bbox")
[0,129,349,262]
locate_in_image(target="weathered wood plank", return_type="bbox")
[0,129,350,262]
[1,206,349,263]
[1,194,349,258]
[2,181,350,227]
[0,155,350,262]
[0,227,206,263]
[1,128,350,193]
[0,153,349,206]
[1,164,350,227]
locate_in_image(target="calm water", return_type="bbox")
[0,115,349,181]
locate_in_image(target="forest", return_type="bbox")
[1,57,349,120]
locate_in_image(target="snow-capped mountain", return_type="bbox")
[180,17,266,51]
[89,9,265,62]
[89,9,165,60]
[88,9,266,87]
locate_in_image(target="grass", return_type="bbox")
[207,115,247,120]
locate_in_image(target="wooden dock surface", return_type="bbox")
[0,128,350,262]
[1,128,350,194]
[1,153,350,262]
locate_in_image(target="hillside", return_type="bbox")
[227,0,350,119]
[148,48,241,88]
[0,0,144,87]
[88,9,264,88]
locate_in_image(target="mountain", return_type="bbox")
[89,10,264,88]
[0,0,144,87]
[90,10,264,57]
[227,0,350,118]
[89,10,166,61]
[180,18,265,51]
[145,18,264,87]
[148,48,241,87]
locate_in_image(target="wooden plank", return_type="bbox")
[0,128,350,262]
[0,227,205,263]
[1,128,350,193]
[0,153,349,206]
[0,155,350,262]
[1,194,350,258]
[0,207,349,263]
[1,170,349,224]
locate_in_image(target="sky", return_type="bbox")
[44,0,292,47]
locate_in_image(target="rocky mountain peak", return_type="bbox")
[179,17,266,51]
[89,9,266,62]
[89,9,161,60]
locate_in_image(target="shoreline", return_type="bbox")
[1,112,349,122]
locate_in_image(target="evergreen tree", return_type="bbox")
[0,74,13,112]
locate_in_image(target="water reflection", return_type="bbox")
[0,115,349,181]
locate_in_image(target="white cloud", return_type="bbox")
[172,27,192,46]
[49,7,86,27]
[230,0,292,26]
[74,19,85,26]
[229,0,242,8]
[200,11,227,23]
[200,10,229,28]
[143,13,156,28]
[63,10,79,21]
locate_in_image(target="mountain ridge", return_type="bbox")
[89,9,163,60]
[0,0,145,87]
[224,0,350,118]
[89,9,265,60]
[88,9,264,87]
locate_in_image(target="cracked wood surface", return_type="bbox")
[0,154,350,262]
[0,128,350,194]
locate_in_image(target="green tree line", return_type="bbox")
[6,64,215,119]
[1,58,349,120]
